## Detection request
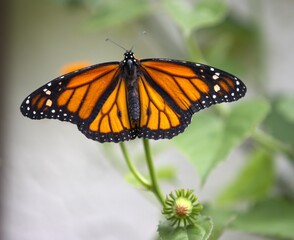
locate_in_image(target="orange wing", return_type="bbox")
[137,59,247,139]
[21,55,246,143]
[20,62,135,142]
[78,76,136,142]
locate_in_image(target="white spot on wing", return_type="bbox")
[212,75,219,80]
[214,84,221,92]
[46,99,52,107]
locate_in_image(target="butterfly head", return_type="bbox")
[122,51,139,75]
[124,50,135,60]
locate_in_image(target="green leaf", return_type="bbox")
[231,198,294,239]
[86,0,150,30]
[217,148,275,205]
[173,99,270,183]
[202,205,236,240]
[264,96,294,146]
[163,0,228,36]
[198,16,261,80]
[173,111,222,183]
[157,166,177,181]
[277,95,294,123]
[158,216,213,240]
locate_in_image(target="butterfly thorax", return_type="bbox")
[121,51,140,125]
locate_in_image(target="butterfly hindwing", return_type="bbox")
[79,76,135,143]
[137,75,188,140]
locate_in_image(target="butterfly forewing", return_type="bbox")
[20,62,120,126]
[141,59,246,113]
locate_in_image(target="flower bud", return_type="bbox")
[162,189,203,226]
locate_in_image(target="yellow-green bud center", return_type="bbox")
[174,197,192,218]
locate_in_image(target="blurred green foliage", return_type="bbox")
[264,96,294,146]
[216,148,275,205]
[162,0,227,37]
[173,99,270,182]
[51,0,294,239]
[231,198,294,239]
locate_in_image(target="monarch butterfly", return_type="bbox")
[20,50,246,143]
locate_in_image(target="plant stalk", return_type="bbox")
[119,142,151,189]
[143,139,165,206]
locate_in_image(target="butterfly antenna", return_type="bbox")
[130,31,147,51]
[105,38,128,51]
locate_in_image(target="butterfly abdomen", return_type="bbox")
[127,86,140,123]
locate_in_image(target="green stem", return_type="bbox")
[119,142,151,189]
[143,139,165,206]
[252,129,294,161]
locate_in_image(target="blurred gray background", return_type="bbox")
[2,0,294,239]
